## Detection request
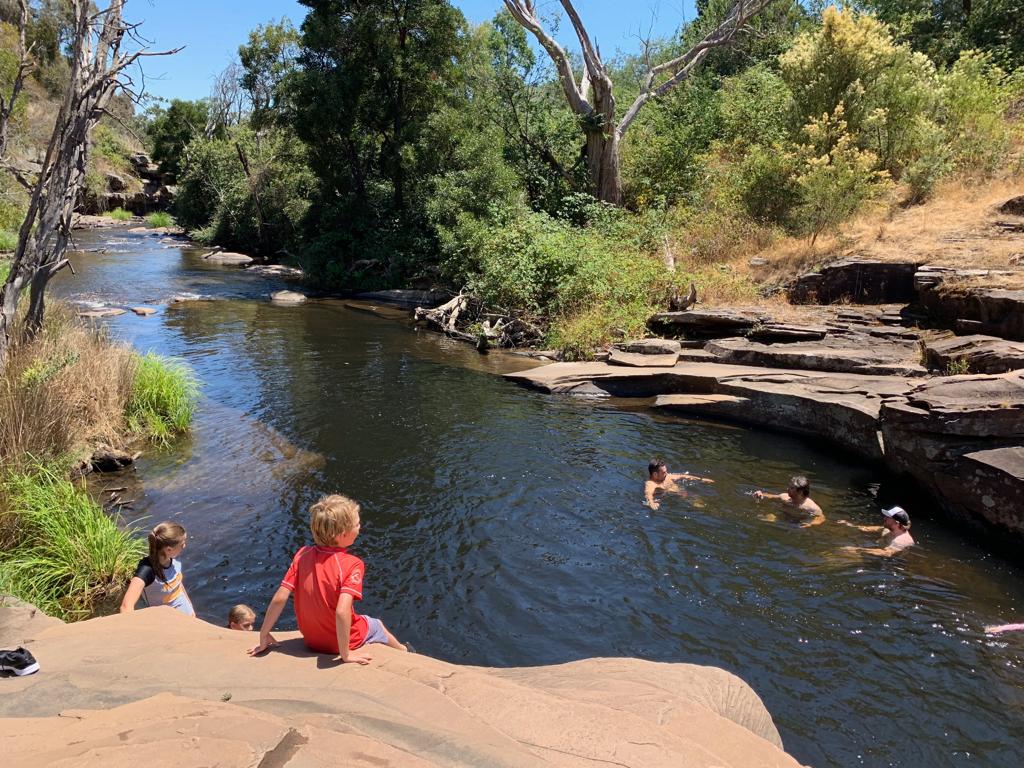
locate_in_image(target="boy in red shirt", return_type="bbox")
[248,494,407,664]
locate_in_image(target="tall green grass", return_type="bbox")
[125,353,198,445]
[0,260,9,283]
[0,230,16,253]
[107,207,132,221]
[145,211,174,228]
[0,463,144,620]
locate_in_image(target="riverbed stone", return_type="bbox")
[607,349,679,367]
[130,306,157,316]
[356,289,453,309]
[923,334,1024,374]
[204,251,253,265]
[747,323,829,342]
[704,336,928,377]
[918,283,1024,341]
[78,307,126,318]
[0,608,801,767]
[270,290,307,305]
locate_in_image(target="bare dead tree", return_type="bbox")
[502,0,777,204]
[206,61,248,137]
[0,0,181,369]
[0,0,34,183]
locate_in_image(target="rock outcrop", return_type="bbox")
[0,607,801,768]
[787,259,921,305]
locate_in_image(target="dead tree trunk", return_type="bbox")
[502,0,777,205]
[0,0,179,369]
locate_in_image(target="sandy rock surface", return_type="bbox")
[0,608,802,767]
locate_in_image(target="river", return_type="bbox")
[54,227,1024,767]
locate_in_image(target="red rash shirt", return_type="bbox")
[281,545,369,653]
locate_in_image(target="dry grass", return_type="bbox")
[0,304,135,469]
[748,174,1024,288]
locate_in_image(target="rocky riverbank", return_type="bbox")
[0,600,802,767]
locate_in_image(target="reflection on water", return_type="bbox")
[55,228,1024,768]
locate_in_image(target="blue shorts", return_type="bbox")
[361,616,389,646]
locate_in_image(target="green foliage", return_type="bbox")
[125,353,198,446]
[106,207,132,221]
[944,356,971,375]
[238,17,300,128]
[174,126,314,257]
[147,99,212,177]
[0,463,144,620]
[145,212,174,228]
[91,123,132,173]
[0,231,16,254]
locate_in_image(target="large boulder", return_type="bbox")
[916,271,1024,341]
[0,608,800,768]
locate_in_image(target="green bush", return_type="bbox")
[145,212,174,228]
[0,463,144,620]
[106,207,132,221]
[125,353,198,445]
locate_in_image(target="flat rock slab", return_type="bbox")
[748,323,828,342]
[617,338,682,355]
[130,306,157,316]
[788,259,921,304]
[205,251,253,265]
[0,609,800,768]
[356,289,453,309]
[78,308,126,318]
[608,349,679,367]
[647,311,770,337]
[270,290,307,305]
[247,264,304,279]
[655,394,749,409]
[923,334,1024,374]
[705,336,928,377]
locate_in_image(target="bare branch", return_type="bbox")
[501,1,592,115]
[619,0,777,136]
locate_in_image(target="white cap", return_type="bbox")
[882,506,910,525]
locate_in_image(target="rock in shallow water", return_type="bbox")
[270,290,307,305]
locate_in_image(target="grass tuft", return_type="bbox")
[0,230,17,253]
[0,463,144,620]
[145,211,174,228]
[107,207,132,221]
[125,352,198,445]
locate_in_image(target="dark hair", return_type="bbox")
[788,476,811,498]
[648,459,667,477]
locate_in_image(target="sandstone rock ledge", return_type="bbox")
[0,607,802,768]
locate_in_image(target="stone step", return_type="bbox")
[923,334,1024,374]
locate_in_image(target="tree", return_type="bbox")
[238,17,299,128]
[0,0,178,368]
[501,0,779,204]
[147,98,210,177]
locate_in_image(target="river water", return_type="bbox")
[53,227,1024,767]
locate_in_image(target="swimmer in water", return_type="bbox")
[644,458,714,511]
[752,475,824,527]
[838,506,914,557]
[985,623,1024,634]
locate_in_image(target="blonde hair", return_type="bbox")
[148,521,187,581]
[227,604,256,627]
[310,494,360,546]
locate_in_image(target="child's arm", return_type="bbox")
[334,593,372,665]
[248,586,290,656]
[753,490,782,501]
[799,514,826,528]
[836,519,883,532]
[119,577,146,613]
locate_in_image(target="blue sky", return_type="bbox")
[131,0,697,103]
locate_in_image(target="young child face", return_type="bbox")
[230,616,255,631]
[164,534,187,560]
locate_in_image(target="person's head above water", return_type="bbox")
[881,505,911,531]
[648,459,668,481]
[228,604,256,631]
[787,476,811,501]
[310,493,362,547]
